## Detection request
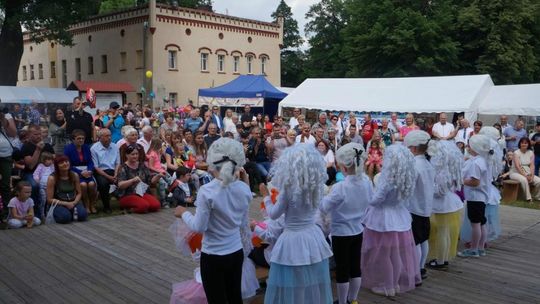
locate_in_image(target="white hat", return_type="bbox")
[468,134,492,156]
[404,130,431,147]
[479,126,501,141]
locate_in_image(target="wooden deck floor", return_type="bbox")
[0,204,539,304]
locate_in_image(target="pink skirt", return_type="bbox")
[170,280,207,304]
[361,228,421,295]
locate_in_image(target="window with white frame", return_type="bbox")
[120,52,127,71]
[246,55,253,74]
[22,66,27,81]
[50,61,56,78]
[168,50,177,69]
[200,53,208,71]
[75,58,81,80]
[30,64,35,80]
[169,92,177,105]
[261,56,268,75]
[233,56,240,73]
[217,54,225,72]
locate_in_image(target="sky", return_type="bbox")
[211,0,319,39]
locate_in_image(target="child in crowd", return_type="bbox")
[33,152,55,219]
[146,138,170,206]
[7,181,41,229]
[365,140,383,179]
[427,140,464,269]
[41,126,52,145]
[404,131,435,280]
[361,144,420,297]
[320,143,373,304]
[458,134,492,258]
[169,166,195,207]
[262,144,333,304]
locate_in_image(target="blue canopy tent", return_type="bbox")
[198,75,287,119]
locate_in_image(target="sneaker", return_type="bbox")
[426,260,448,270]
[478,249,487,257]
[457,249,480,258]
[371,287,395,297]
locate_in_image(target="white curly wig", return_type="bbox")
[336,143,366,178]
[478,127,504,179]
[429,140,463,195]
[269,143,327,208]
[469,134,500,179]
[206,138,246,186]
[404,130,431,147]
[379,144,417,201]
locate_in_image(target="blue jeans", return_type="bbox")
[256,161,272,178]
[535,155,540,176]
[24,173,42,219]
[53,203,88,224]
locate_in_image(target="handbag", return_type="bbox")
[45,201,58,225]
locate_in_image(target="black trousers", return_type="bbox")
[94,169,115,210]
[200,249,244,304]
[332,233,363,283]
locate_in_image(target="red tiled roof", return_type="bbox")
[69,81,135,93]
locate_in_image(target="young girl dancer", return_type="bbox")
[261,144,333,304]
[404,130,435,279]
[458,134,492,258]
[320,143,373,304]
[174,138,252,304]
[361,144,420,296]
[427,140,464,268]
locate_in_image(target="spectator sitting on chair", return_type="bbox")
[509,137,540,202]
[90,128,120,213]
[204,123,221,148]
[46,155,88,224]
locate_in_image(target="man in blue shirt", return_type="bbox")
[504,119,527,152]
[90,128,120,213]
[184,109,203,133]
[102,101,125,143]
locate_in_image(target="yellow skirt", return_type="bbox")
[428,209,463,262]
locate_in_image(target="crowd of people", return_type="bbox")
[1,98,540,303]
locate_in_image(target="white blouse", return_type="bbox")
[320,175,373,236]
[182,179,252,255]
[406,155,435,217]
[362,174,413,232]
[462,156,490,203]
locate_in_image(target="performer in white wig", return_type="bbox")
[361,144,420,297]
[458,134,493,258]
[319,143,373,304]
[174,138,252,304]
[261,144,333,304]
[403,130,436,280]
[426,140,464,269]
[465,126,503,242]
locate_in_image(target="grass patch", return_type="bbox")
[501,200,540,210]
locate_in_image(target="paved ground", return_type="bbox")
[0,203,539,304]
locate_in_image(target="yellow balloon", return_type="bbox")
[146,70,153,78]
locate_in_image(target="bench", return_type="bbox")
[502,179,520,203]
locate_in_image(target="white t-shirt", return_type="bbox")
[295,134,316,145]
[462,156,490,203]
[432,122,455,139]
[289,117,299,129]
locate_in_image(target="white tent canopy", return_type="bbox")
[0,86,78,104]
[479,84,540,116]
[278,75,494,120]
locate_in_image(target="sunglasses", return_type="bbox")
[126,144,139,154]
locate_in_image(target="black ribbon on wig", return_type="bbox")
[213,156,238,175]
[489,149,494,155]
[353,148,363,167]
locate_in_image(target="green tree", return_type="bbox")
[271,0,304,86]
[341,0,461,78]
[0,0,100,85]
[455,0,540,84]
[100,0,137,14]
[304,0,348,78]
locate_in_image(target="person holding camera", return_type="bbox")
[102,101,125,144]
[66,97,95,145]
[20,124,55,219]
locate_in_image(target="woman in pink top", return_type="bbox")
[399,113,420,141]
[146,138,169,206]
